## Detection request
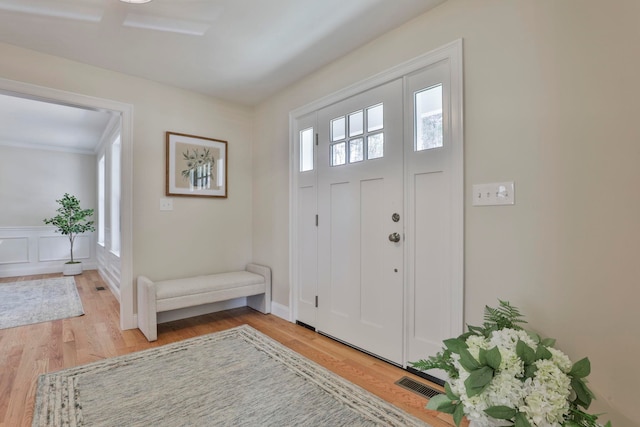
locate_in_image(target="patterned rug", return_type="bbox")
[33,325,431,427]
[0,277,84,330]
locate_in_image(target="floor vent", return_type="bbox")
[395,376,442,399]
[95,286,106,291]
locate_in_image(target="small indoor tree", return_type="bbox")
[43,193,95,265]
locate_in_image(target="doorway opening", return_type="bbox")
[0,77,135,330]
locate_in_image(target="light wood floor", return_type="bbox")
[0,270,460,427]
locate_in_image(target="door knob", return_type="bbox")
[388,232,401,243]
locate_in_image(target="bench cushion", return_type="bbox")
[155,271,266,312]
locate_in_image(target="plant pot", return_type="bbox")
[63,262,83,276]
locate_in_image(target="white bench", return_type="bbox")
[137,263,271,341]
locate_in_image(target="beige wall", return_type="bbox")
[253,0,639,424]
[0,41,254,281]
[0,145,96,226]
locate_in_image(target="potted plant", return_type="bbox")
[43,193,95,276]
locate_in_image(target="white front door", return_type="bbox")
[291,42,464,373]
[316,79,404,364]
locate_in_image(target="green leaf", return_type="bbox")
[483,300,527,330]
[453,402,465,427]
[569,357,591,379]
[478,348,487,366]
[426,394,458,415]
[516,340,536,365]
[541,337,556,347]
[526,330,541,344]
[485,346,502,370]
[464,366,494,397]
[467,324,485,336]
[443,338,467,354]
[571,377,593,409]
[524,364,538,379]
[535,344,552,361]
[484,405,517,420]
[458,348,481,372]
[425,394,452,411]
[514,412,533,427]
[444,382,459,400]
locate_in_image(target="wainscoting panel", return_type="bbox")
[0,226,97,278]
[0,237,29,264]
[39,235,91,262]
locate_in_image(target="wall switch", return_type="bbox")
[472,182,515,206]
[160,198,173,211]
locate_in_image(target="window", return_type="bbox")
[367,133,384,159]
[331,142,346,166]
[110,136,121,256]
[97,155,105,246]
[300,127,314,172]
[330,103,384,166]
[415,84,443,151]
[349,138,363,163]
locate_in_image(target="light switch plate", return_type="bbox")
[160,198,173,211]
[472,182,515,206]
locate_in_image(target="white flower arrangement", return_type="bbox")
[411,301,611,427]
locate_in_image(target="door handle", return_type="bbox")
[388,232,401,243]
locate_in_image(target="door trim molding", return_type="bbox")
[289,39,464,340]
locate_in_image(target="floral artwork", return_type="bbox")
[181,147,214,190]
[166,132,227,198]
[411,301,611,427]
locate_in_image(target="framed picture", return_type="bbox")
[166,132,227,198]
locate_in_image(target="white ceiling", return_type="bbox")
[0,0,445,152]
[0,93,117,153]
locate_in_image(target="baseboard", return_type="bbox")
[0,261,98,278]
[270,301,291,321]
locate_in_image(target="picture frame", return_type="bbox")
[166,132,227,198]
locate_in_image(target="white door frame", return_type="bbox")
[289,39,464,355]
[0,77,136,330]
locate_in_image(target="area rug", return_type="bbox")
[0,277,84,330]
[33,325,431,427]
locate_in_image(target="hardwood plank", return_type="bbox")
[0,270,459,427]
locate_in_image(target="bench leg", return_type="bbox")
[246,263,271,314]
[137,276,158,341]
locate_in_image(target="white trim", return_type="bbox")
[0,77,136,330]
[288,39,464,356]
[290,39,463,119]
[270,301,292,322]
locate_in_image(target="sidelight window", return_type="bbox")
[415,84,443,151]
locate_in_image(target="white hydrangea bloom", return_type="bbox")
[449,329,575,427]
[547,347,573,373]
[519,360,571,426]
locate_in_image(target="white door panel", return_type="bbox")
[317,79,404,364]
[405,59,463,365]
[294,113,318,326]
